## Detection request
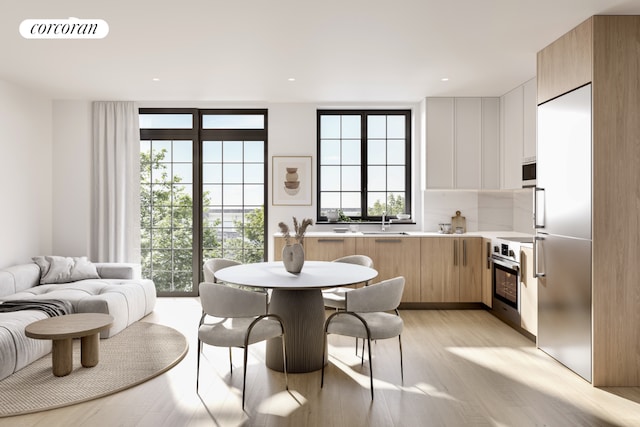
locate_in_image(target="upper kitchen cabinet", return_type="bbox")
[426,97,499,190]
[537,20,592,104]
[500,77,537,189]
[522,78,537,163]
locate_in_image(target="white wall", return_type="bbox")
[267,104,317,260]
[0,79,52,267]
[52,100,92,256]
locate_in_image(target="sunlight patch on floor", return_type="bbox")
[256,390,307,417]
[445,346,639,423]
[412,382,460,402]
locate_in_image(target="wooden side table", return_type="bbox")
[25,313,114,377]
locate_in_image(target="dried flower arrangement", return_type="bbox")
[278,217,313,246]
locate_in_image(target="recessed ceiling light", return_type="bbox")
[441,77,449,82]
[152,77,160,82]
[287,77,296,82]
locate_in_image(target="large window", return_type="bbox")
[140,109,267,295]
[317,110,411,221]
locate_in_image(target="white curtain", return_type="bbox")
[91,101,140,263]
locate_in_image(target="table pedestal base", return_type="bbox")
[266,289,327,373]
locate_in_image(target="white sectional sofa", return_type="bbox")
[0,260,156,381]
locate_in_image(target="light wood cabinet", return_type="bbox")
[426,97,500,189]
[537,19,592,104]
[459,237,482,302]
[274,236,355,261]
[355,237,421,302]
[538,16,640,386]
[273,235,482,305]
[481,238,493,307]
[420,237,482,302]
[519,246,537,336]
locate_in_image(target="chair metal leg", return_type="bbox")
[242,346,248,410]
[399,334,404,383]
[229,347,233,374]
[366,337,374,400]
[196,339,201,391]
[360,337,365,365]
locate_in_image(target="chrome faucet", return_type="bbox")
[381,211,387,231]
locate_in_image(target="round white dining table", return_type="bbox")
[214,261,378,373]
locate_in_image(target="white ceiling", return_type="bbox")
[2,0,640,102]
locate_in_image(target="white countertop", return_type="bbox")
[278,230,534,240]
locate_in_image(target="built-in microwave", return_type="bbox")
[522,161,536,188]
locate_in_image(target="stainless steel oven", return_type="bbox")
[490,237,530,327]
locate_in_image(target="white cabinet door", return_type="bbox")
[502,86,524,189]
[523,78,537,162]
[426,97,499,190]
[482,98,500,189]
[426,98,455,188]
[455,98,482,189]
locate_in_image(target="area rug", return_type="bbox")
[0,321,188,417]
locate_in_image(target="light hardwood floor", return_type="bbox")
[3,298,640,426]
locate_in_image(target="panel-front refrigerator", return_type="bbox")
[535,83,592,382]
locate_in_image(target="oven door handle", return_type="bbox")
[491,256,519,272]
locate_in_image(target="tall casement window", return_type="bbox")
[139,109,267,295]
[317,110,411,221]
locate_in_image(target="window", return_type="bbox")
[140,109,267,296]
[317,110,411,221]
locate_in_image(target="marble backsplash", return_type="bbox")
[423,188,533,233]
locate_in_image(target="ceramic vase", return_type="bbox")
[282,243,304,274]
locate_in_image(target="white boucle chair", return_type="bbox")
[196,282,288,409]
[321,276,405,400]
[321,254,374,310]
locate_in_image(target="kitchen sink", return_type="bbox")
[361,231,409,235]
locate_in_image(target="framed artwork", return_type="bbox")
[272,156,312,206]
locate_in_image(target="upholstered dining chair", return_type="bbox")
[322,254,374,310]
[197,282,288,409]
[203,258,265,294]
[203,258,241,283]
[321,276,405,400]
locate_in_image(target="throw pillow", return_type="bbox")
[32,256,100,285]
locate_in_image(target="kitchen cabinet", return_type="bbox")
[501,86,523,189]
[537,15,640,386]
[482,98,501,189]
[519,246,537,335]
[355,237,421,302]
[522,78,537,163]
[481,238,492,307]
[500,78,537,189]
[420,237,482,302]
[274,236,355,261]
[426,97,499,189]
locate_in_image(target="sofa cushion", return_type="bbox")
[32,256,100,284]
[0,311,51,381]
[0,264,40,299]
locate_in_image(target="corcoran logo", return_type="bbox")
[19,17,109,39]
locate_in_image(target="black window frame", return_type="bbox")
[316,109,412,222]
[139,108,268,297]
